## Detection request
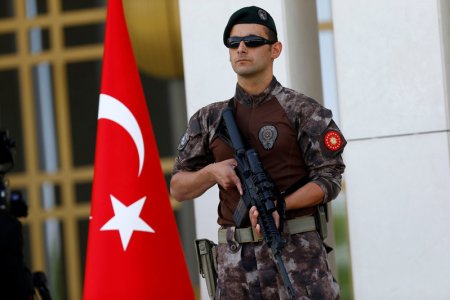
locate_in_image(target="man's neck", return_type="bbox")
[237,74,273,95]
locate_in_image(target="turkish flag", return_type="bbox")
[83,0,194,299]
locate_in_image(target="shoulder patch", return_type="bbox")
[177,132,189,151]
[323,130,344,152]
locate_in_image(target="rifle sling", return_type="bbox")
[281,176,310,197]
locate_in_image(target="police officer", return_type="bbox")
[171,6,345,299]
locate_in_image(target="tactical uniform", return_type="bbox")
[173,78,345,299]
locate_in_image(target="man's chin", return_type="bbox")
[233,68,255,77]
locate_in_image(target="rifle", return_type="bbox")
[221,106,296,299]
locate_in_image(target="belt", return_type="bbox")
[218,215,316,244]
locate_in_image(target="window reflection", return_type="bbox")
[25,0,48,17]
[29,28,50,54]
[61,0,106,12]
[66,60,101,167]
[43,218,67,300]
[32,63,59,172]
[75,182,92,203]
[0,69,25,172]
[77,218,89,286]
[0,33,16,55]
[0,1,14,19]
[41,182,62,210]
[64,23,105,48]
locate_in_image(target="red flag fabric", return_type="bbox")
[83,0,194,299]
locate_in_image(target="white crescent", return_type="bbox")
[98,93,144,177]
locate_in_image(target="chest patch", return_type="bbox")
[258,125,278,150]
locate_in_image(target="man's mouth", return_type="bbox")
[236,58,250,63]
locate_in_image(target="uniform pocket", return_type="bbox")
[306,272,340,300]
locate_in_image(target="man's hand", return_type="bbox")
[208,158,243,195]
[170,158,243,201]
[249,206,280,236]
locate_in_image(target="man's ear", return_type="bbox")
[271,41,282,59]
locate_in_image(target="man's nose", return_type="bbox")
[237,41,247,53]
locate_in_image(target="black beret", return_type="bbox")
[223,6,277,46]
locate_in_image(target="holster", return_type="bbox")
[195,239,218,299]
[315,204,328,240]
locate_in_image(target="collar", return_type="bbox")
[234,77,280,107]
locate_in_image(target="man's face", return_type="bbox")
[228,23,279,78]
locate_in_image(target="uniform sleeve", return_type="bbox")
[172,109,214,174]
[298,105,346,203]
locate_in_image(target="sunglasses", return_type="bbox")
[226,35,275,49]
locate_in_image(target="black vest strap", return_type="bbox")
[281,176,310,197]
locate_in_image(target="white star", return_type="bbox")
[100,195,155,251]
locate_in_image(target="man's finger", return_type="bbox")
[249,206,258,227]
[255,224,261,236]
[235,179,243,195]
[249,207,263,237]
[230,164,243,195]
[272,211,280,229]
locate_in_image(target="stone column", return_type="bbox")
[332,0,450,298]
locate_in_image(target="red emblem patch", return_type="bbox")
[324,130,343,151]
